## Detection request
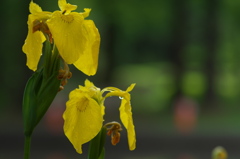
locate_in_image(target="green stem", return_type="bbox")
[88,127,107,159]
[24,135,31,159]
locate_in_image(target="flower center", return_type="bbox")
[76,97,89,112]
[61,14,74,23]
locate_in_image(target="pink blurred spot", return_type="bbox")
[44,101,65,135]
[174,97,198,135]
[45,152,66,159]
[176,153,197,159]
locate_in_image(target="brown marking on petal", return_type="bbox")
[32,20,53,43]
[61,14,74,23]
[76,97,89,112]
[62,10,66,14]
[33,20,42,33]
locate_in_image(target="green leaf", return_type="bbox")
[98,148,105,159]
[22,71,41,136]
[22,41,61,137]
[88,127,107,159]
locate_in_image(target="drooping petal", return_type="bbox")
[102,84,136,150]
[103,84,136,98]
[103,85,132,99]
[117,84,136,150]
[47,11,86,64]
[104,90,124,99]
[63,88,103,154]
[102,87,122,93]
[119,93,136,151]
[73,20,100,76]
[22,14,46,71]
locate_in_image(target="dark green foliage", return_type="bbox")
[22,41,61,137]
[88,127,107,159]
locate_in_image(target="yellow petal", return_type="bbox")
[63,88,103,154]
[23,1,51,71]
[82,79,104,106]
[103,84,135,101]
[119,94,136,151]
[84,79,95,88]
[58,0,67,11]
[103,86,121,93]
[73,20,100,76]
[101,103,105,116]
[58,0,77,13]
[126,83,136,92]
[102,84,136,150]
[47,11,85,64]
[104,91,124,99]
[29,1,42,14]
[81,8,91,18]
[103,86,128,99]
[22,14,46,71]
[118,84,136,150]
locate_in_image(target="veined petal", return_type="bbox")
[63,88,103,154]
[73,20,100,76]
[119,94,136,151]
[22,14,46,71]
[47,11,86,64]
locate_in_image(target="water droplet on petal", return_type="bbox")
[119,96,123,100]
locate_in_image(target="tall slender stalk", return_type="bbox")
[24,135,31,159]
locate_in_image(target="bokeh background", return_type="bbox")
[1,0,240,158]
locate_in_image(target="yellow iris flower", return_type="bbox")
[22,0,100,76]
[63,79,136,154]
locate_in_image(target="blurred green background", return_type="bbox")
[1,0,240,158]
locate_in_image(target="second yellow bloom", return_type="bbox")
[63,79,136,154]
